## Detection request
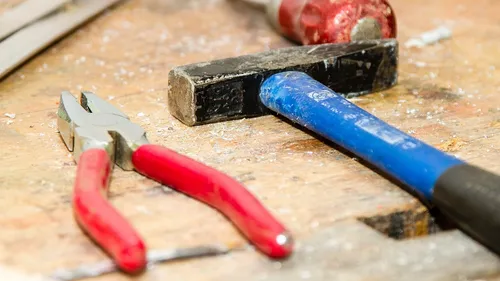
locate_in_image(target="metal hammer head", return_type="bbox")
[57,91,149,170]
[167,39,398,126]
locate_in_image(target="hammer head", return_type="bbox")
[168,39,398,126]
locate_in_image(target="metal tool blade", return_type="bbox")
[57,91,91,151]
[80,91,129,118]
[0,0,122,80]
[0,0,70,41]
[50,244,235,281]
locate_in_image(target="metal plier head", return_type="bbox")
[57,91,149,170]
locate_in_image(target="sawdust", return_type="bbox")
[437,138,467,152]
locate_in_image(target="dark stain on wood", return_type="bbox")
[47,111,58,119]
[403,81,462,101]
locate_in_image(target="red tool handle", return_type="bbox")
[132,144,293,258]
[73,149,147,273]
[275,0,397,45]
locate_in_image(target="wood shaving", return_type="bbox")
[404,26,452,48]
[437,138,467,152]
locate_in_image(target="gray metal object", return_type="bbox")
[167,39,398,126]
[0,0,70,40]
[0,0,122,80]
[350,17,383,41]
[50,245,233,281]
[57,91,149,170]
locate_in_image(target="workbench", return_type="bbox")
[1,0,500,280]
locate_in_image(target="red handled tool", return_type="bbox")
[56,91,293,274]
[244,0,397,45]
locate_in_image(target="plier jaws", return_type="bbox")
[56,91,293,274]
[58,91,148,170]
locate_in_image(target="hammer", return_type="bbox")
[167,39,500,257]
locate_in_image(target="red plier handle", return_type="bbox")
[73,149,147,273]
[74,145,293,273]
[133,144,293,255]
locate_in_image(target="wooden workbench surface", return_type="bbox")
[1,0,500,280]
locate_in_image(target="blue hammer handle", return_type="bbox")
[260,71,500,254]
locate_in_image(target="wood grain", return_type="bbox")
[0,0,500,280]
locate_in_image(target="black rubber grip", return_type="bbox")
[434,164,500,254]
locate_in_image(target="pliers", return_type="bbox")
[56,91,293,274]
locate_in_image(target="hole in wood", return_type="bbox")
[357,204,456,240]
